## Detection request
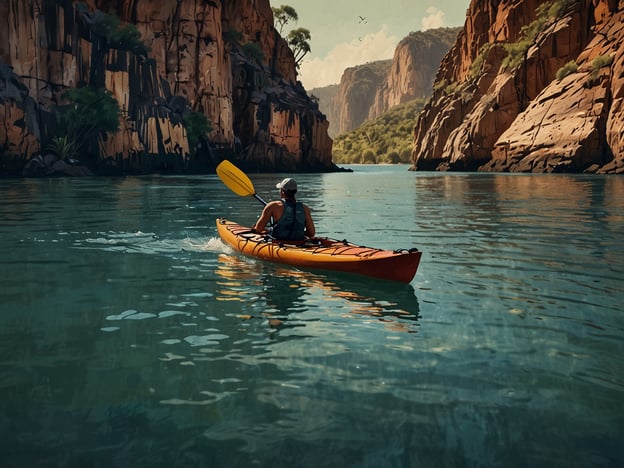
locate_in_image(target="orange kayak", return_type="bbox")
[216,218,421,283]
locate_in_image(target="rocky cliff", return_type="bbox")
[329,61,391,136]
[412,0,624,173]
[0,0,334,176]
[313,27,459,137]
[369,28,461,120]
[308,84,340,137]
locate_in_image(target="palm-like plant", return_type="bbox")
[45,136,78,162]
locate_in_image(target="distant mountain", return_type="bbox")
[308,84,340,110]
[309,27,460,138]
[308,84,340,137]
[369,28,461,120]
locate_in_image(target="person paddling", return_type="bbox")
[252,178,315,240]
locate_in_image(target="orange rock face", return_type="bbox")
[330,62,391,136]
[369,28,461,120]
[320,28,459,137]
[413,0,624,173]
[0,0,333,175]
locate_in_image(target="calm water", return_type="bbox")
[1,166,623,467]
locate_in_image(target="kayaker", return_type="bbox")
[251,178,316,240]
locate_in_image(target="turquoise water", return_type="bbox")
[1,166,623,467]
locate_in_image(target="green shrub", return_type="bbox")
[224,28,243,44]
[445,82,459,94]
[332,98,425,164]
[544,0,574,18]
[62,87,120,136]
[52,86,120,161]
[183,110,212,154]
[585,55,614,88]
[433,78,468,97]
[591,54,613,70]
[433,79,448,93]
[556,61,578,80]
[470,43,493,79]
[92,11,143,51]
[501,0,574,71]
[400,148,413,163]
[501,38,532,70]
[242,42,264,62]
[385,151,401,164]
[362,149,376,164]
[45,136,78,161]
[112,24,141,48]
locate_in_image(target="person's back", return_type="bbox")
[272,198,307,240]
[252,178,315,240]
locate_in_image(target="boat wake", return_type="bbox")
[74,231,233,256]
[180,236,233,254]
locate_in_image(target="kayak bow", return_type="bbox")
[216,218,421,283]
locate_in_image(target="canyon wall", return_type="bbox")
[0,0,334,176]
[329,61,391,136]
[412,0,624,173]
[369,28,461,120]
[312,27,459,137]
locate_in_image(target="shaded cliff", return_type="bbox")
[312,27,459,137]
[412,0,624,173]
[307,84,340,137]
[0,0,334,176]
[330,60,392,136]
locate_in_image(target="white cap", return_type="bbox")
[276,178,297,191]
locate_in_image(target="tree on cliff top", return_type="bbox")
[272,5,298,34]
[271,5,311,69]
[288,28,311,68]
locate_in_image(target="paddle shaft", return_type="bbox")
[253,194,267,206]
[216,160,271,228]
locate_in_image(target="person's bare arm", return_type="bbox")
[252,202,277,233]
[304,205,315,237]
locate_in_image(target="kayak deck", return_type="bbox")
[216,218,421,283]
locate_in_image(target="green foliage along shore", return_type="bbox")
[332,98,427,164]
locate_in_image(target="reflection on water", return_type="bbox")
[215,253,420,334]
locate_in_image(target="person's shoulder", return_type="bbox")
[267,200,284,211]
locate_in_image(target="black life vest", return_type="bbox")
[272,199,306,240]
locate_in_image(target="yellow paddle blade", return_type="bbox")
[216,160,255,197]
[216,160,268,205]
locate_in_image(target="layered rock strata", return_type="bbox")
[0,0,334,176]
[412,0,624,173]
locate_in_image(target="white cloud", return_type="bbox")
[297,26,398,89]
[421,7,446,30]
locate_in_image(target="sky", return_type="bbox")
[271,0,472,89]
